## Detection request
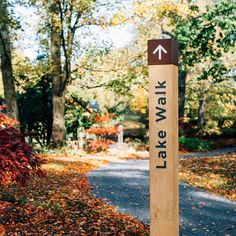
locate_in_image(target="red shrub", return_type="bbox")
[93,113,117,124]
[86,139,115,153]
[86,127,118,136]
[0,127,45,185]
[85,113,119,152]
[0,113,19,128]
[93,114,110,123]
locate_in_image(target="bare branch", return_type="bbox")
[71,95,93,113]
[162,30,176,39]
[74,66,119,73]
[81,82,107,89]
[71,11,82,33]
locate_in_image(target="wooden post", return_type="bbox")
[148,39,179,236]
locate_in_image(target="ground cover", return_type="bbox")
[1,150,235,235]
[179,153,236,201]
[0,154,149,235]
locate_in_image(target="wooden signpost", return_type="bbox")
[148,39,179,236]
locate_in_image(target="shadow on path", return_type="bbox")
[87,160,236,236]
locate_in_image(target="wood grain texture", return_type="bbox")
[149,64,179,236]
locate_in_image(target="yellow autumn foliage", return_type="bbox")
[130,88,148,114]
[135,0,191,20]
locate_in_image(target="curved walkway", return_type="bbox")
[180,146,236,159]
[88,159,236,236]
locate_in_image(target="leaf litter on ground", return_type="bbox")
[0,153,149,235]
[179,153,236,201]
[1,150,235,235]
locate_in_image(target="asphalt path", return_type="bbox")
[87,159,236,236]
[180,146,236,159]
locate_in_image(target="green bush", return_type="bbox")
[17,75,53,146]
[179,136,215,152]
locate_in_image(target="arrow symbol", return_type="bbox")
[153,44,167,60]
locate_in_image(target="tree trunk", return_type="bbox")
[198,97,205,129]
[50,2,65,147]
[52,94,65,146]
[178,69,187,118]
[0,0,18,120]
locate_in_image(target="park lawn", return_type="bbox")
[179,153,236,201]
[0,154,149,235]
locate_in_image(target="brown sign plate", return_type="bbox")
[148,39,178,66]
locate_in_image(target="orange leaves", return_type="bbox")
[41,153,108,175]
[0,105,18,128]
[85,113,119,152]
[0,155,149,235]
[179,153,236,201]
[0,114,19,128]
[93,114,109,123]
[87,139,115,153]
[86,127,119,136]
[93,113,117,124]
[0,226,5,236]
[86,113,119,136]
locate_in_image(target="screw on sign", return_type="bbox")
[148,39,179,236]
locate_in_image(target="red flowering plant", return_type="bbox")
[85,113,119,153]
[0,106,45,185]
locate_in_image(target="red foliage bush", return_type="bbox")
[0,127,45,185]
[0,114,19,128]
[85,113,119,152]
[0,105,18,128]
[86,127,118,136]
[86,139,115,153]
[93,113,117,124]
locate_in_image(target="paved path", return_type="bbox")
[88,160,236,236]
[180,146,236,159]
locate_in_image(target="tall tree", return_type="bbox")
[50,1,64,146]
[158,0,236,122]
[0,0,18,120]
[40,0,98,147]
[176,1,234,126]
[42,0,123,147]
[134,0,236,125]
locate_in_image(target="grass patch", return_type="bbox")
[179,153,236,201]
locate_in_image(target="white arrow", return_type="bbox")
[153,44,167,60]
